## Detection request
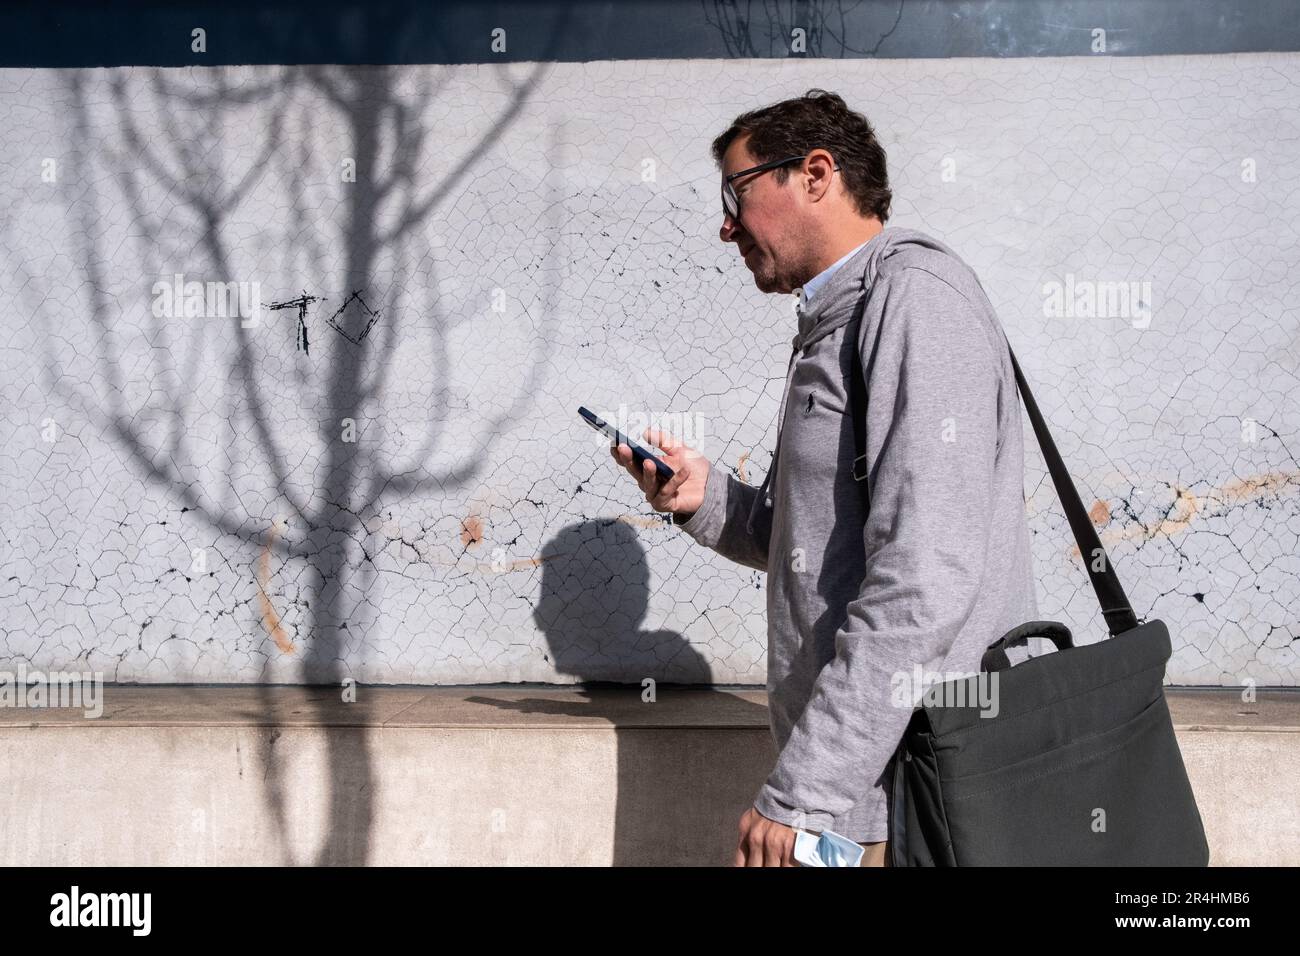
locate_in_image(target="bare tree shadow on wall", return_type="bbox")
[36,9,570,863]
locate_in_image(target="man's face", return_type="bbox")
[718,134,813,294]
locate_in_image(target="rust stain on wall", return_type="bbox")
[478,555,553,572]
[615,514,671,530]
[1069,470,1300,559]
[1215,471,1299,503]
[460,515,484,547]
[257,519,294,654]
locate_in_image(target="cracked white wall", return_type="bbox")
[0,54,1296,685]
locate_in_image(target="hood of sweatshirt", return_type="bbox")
[794,225,963,348]
[759,226,962,511]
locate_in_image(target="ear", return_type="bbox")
[804,148,837,202]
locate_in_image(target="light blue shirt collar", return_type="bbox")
[796,239,872,311]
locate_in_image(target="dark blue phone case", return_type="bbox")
[578,406,675,481]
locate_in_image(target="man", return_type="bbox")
[611,90,1038,866]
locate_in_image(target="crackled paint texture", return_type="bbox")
[0,56,1297,685]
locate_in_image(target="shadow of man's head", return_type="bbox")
[532,518,709,683]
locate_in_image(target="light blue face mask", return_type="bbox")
[793,827,866,867]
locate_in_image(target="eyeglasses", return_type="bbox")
[721,153,841,223]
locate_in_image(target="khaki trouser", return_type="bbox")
[858,840,889,867]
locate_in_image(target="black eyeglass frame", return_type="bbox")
[722,153,841,223]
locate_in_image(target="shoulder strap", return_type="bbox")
[847,318,1140,637]
[849,325,870,488]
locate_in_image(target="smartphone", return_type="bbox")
[578,406,675,481]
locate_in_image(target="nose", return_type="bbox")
[719,212,741,244]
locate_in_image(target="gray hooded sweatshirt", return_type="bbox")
[678,225,1039,841]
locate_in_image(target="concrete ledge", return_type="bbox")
[1,687,1295,865]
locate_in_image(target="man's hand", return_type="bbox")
[733,806,798,867]
[610,428,709,522]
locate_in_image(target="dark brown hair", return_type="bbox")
[711,89,892,223]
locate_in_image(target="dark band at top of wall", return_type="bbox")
[3,0,1298,67]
